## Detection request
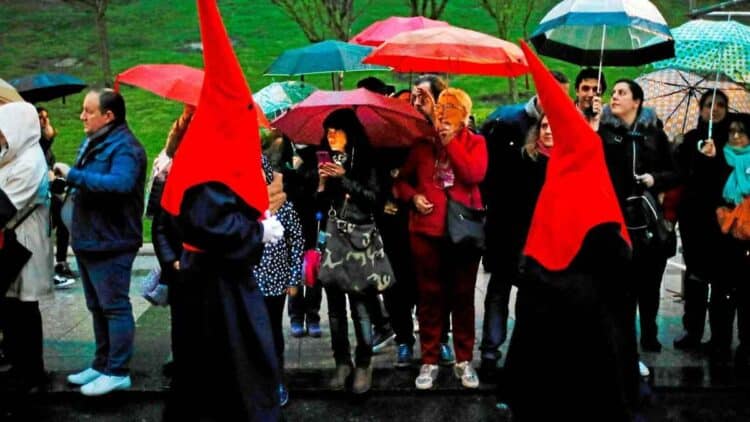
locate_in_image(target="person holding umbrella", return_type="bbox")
[674,90,734,353]
[395,87,487,390]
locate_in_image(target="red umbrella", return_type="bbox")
[362,26,528,77]
[272,88,433,147]
[115,63,269,127]
[350,16,450,47]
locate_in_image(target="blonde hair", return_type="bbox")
[438,87,472,117]
[164,105,195,158]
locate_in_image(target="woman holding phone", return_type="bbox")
[316,108,381,394]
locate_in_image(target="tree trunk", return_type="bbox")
[95,4,112,86]
[508,77,518,103]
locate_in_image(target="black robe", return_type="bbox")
[166,182,280,422]
[504,223,637,422]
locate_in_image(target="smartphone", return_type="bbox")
[316,150,333,165]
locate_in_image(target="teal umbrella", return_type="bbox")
[653,19,750,138]
[253,81,318,119]
[653,19,750,84]
[265,40,388,89]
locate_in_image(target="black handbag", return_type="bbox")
[446,195,486,251]
[318,212,396,295]
[0,206,38,296]
[624,141,676,257]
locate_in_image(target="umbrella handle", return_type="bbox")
[597,24,606,95]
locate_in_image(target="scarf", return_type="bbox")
[722,143,750,205]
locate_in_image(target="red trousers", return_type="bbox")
[410,233,480,364]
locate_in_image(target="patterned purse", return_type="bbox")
[318,212,396,295]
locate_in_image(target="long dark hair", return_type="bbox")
[320,108,373,180]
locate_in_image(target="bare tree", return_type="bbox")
[271,0,328,41]
[271,0,371,41]
[479,0,535,101]
[63,0,112,86]
[406,0,449,19]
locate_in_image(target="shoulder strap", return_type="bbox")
[6,204,40,231]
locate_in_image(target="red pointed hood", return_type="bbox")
[161,0,268,216]
[521,41,630,271]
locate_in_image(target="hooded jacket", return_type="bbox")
[0,102,53,301]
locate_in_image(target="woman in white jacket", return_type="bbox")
[0,101,53,391]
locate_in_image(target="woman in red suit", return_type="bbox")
[395,87,487,390]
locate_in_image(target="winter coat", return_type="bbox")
[0,102,53,301]
[66,123,147,253]
[480,97,541,274]
[598,106,679,207]
[395,127,487,238]
[676,116,734,280]
[315,146,380,225]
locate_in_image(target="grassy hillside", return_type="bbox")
[1,0,693,166]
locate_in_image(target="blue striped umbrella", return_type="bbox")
[530,0,674,67]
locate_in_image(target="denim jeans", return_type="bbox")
[77,250,137,376]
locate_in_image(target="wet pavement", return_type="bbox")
[3,245,750,420]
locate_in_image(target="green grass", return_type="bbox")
[0,0,694,241]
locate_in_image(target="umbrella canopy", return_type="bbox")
[265,40,388,76]
[652,19,750,84]
[115,63,269,128]
[530,0,674,66]
[636,68,750,140]
[9,73,86,103]
[115,64,204,106]
[272,87,433,147]
[350,16,450,47]
[0,78,23,104]
[253,81,318,119]
[362,26,528,77]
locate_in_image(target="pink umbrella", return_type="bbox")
[350,16,450,47]
[272,88,433,147]
[362,25,528,77]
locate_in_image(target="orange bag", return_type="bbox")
[717,197,750,240]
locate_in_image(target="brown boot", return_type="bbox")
[329,363,353,390]
[352,366,372,394]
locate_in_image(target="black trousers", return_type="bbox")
[263,294,286,374]
[288,284,322,324]
[681,272,709,340]
[2,299,44,378]
[631,243,668,341]
[325,285,375,367]
[378,210,415,345]
[50,194,70,263]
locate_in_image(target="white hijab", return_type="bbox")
[0,102,47,211]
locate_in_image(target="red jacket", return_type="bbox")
[395,128,487,237]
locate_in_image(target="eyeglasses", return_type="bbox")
[578,85,599,93]
[702,102,727,109]
[435,103,465,113]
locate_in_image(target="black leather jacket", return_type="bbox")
[315,151,379,225]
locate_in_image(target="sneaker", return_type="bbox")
[307,321,322,338]
[55,262,79,279]
[438,343,455,366]
[67,368,102,385]
[372,329,396,353]
[415,364,439,390]
[352,366,373,394]
[278,384,289,407]
[638,361,650,377]
[454,361,479,389]
[395,344,413,368]
[81,374,131,396]
[329,363,353,390]
[53,275,76,289]
[290,321,306,338]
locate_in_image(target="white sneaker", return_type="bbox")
[454,361,479,389]
[80,374,131,396]
[638,361,650,377]
[415,364,439,390]
[53,275,76,289]
[67,368,102,385]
